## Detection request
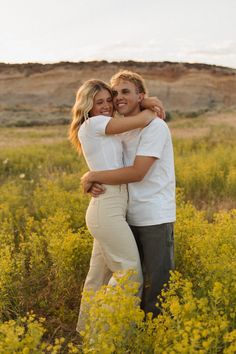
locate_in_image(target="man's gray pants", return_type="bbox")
[130,222,174,317]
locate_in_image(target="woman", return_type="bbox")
[69,79,157,332]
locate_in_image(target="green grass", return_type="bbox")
[0,116,235,350]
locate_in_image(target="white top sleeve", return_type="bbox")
[88,115,112,136]
[78,115,124,171]
[136,119,169,159]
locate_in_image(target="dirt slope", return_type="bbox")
[0,61,235,125]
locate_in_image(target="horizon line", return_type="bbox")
[0,59,235,71]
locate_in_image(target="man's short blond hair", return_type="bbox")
[110,70,148,95]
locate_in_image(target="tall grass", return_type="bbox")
[0,123,235,352]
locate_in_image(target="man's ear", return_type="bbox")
[138,93,144,102]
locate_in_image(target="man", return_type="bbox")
[82,70,176,316]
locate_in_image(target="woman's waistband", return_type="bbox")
[99,184,127,195]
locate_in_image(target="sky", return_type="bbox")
[0,0,235,69]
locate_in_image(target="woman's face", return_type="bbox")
[89,89,114,117]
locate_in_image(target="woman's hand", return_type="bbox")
[141,97,166,119]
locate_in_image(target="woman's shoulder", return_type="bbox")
[79,115,112,136]
[83,115,112,126]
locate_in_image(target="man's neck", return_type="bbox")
[124,106,141,117]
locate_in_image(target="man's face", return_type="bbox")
[112,79,144,116]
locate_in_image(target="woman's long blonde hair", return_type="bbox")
[69,79,113,152]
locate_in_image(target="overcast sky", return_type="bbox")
[0,0,235,68]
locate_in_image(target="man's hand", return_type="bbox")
[81,180,93,193]
[81,171,106,196]
[89,183,106,197]
[141,97,166,119]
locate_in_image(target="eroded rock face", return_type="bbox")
[0,61,236,125]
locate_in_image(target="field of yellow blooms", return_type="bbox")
[0,115,235,353]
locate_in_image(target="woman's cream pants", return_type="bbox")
[76,184,143,333]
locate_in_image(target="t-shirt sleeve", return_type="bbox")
[90,115,112,136]
[136,120,169,159]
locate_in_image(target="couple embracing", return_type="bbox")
[69,70,176,333]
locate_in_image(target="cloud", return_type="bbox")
[186,40,236,57]
[175,40,236,68]
[85,39,169,62]
[86,39,236,69]
[1,36,235,70]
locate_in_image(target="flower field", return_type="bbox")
[0,116,235,353]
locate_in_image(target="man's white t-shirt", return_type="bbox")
[78,115,123,171]
[121,119,176,226]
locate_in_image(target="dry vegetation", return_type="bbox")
[1,110,235,146]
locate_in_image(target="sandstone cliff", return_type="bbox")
[0,61,235,125]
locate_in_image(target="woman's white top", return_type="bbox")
[78,115,124,171]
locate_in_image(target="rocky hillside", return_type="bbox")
[0,61,236,126]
